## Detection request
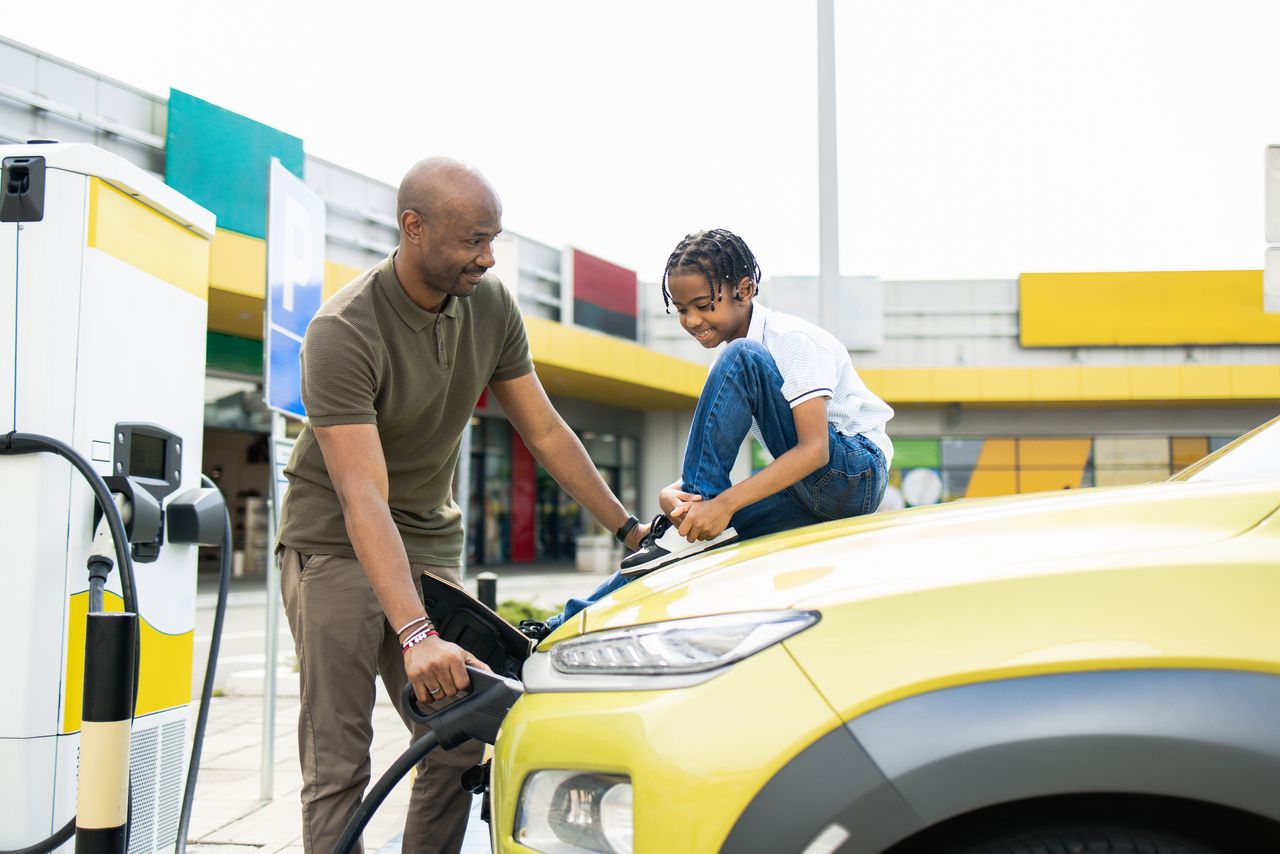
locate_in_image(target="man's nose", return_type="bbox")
[477,245,496,269]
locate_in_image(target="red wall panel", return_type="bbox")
[573,249,637,317]
[510,430,536,563]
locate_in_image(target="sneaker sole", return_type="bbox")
[620,532,741,578]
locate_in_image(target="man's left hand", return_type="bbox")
[676,496,734,542]
[623,521,650,552]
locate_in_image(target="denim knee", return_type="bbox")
[706,338,775,387]
[716,337,771,369]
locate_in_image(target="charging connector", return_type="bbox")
[331,667,524,854]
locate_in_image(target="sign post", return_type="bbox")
[262,158,325,800]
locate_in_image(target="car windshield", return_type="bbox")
[1171,415,1280,483]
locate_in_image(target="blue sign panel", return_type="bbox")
[265,159,325,418]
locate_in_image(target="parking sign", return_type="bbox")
[265,158,325,417]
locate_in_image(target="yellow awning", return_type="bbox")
[206,227,705,409]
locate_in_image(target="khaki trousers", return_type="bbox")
[279,548,485,854]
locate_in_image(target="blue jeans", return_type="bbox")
[545,339,887,630]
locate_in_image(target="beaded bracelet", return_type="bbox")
[395,615,429,637]
[401,627,439,654]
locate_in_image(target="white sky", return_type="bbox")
[7,0,1280,282]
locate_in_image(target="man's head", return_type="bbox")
[396,157,503,308]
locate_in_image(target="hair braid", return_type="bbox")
[660,229,761,312]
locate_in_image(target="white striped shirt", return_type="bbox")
[735,302,894,466]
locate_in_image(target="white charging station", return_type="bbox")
[0,143,215,853]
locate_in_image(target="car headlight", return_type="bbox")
[515,771,633,854]
[550,610,819,675]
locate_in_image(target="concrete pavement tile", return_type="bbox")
[193,767,257,785]
[187,794,259,818]
[196,778,275,802]
[364,804,411,849]
[185,808,240,840]
[202,799,302,846]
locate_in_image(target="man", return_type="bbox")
[276,157,648,853]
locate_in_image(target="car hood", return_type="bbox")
[574,480,1280,636]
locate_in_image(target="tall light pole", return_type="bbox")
[817,0,840,322]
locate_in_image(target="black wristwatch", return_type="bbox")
[614,515,640,545]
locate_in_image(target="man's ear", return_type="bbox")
[400,209,425,246]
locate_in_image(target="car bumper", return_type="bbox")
[490,643,845,853]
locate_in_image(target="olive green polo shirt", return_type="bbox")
[277,254,533,565]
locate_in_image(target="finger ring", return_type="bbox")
[428,686,443,696]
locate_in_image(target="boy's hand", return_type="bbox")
[660,485,702,518]
[676,495,734,542]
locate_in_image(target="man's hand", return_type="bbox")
[676,495,734,542]
[404,636,492,705]
[623,521,651,552]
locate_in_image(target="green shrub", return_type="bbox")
[497,599,561,626]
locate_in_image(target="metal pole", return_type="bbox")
[477,572,498,612]
[261,411,284,801]
[817,0,841,321]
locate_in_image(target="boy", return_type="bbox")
[524,228,892,640]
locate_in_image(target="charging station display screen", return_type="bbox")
[130,433,167,480]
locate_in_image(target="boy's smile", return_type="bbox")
[667,272,754,348]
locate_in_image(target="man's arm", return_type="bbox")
[488,372,648,551]
[312,423,487,703]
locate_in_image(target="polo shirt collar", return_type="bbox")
[376,253,460,332]
[746,301,769,343]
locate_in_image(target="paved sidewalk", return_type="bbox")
[186,562,609,854]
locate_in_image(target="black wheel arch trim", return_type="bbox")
[720,668,1280,854]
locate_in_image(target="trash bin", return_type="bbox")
[575,534,615,574]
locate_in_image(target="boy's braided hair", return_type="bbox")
[661,229,761,312]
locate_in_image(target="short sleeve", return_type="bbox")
[300,315,379,426]
[491,280,534,382]
[775,332,837,407]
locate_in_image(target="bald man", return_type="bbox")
[276,158,649,853]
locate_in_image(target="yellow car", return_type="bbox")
[490,416,1280,854]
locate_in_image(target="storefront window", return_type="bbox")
[463,422,641,566]
[580,432,629,537]
[465,417,512,566]
[884,433,1249,507]
[535,467,580,561]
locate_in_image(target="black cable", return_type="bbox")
[1,431,137,613]
[0,440,233,854]
[0,432,137,854]
[174,475,232,854]
[0,820,72,854]
[331,730,441,854]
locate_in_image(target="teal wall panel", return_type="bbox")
[207,331,263,376]
[165,89,304,239]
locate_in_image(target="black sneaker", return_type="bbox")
[619,514,739,577]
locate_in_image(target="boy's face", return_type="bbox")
[667,272,754,349]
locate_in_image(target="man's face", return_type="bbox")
[413,192,503,300]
